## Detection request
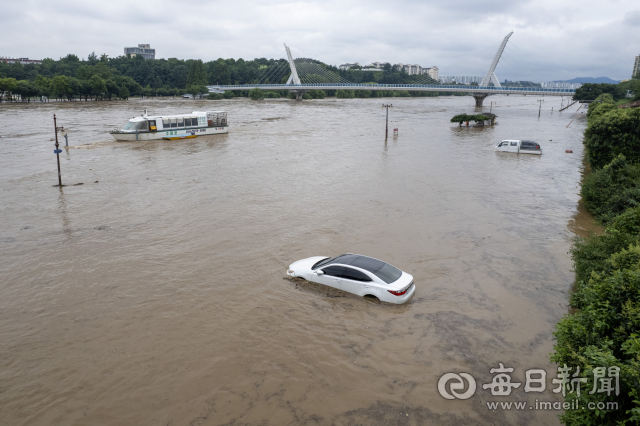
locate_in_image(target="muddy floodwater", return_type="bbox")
[0,96,593,425]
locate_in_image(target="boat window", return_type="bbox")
[162,118,170,128]
[122,121,148,131]
[184,117,192,127]
[192,116,199,126]
[321,266,347,278]
[177,117,184,128]
[342,267,372,282]
[171,118,177,128]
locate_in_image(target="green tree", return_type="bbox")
[89,75,107,100]
[249,87,264,100]
[0,77,18,102]
[187,60,207,86]
[119,85,130,100]
[186,84,208,99]
[50,75,72,100]
[450,114,472,126]
[105,79,119,100]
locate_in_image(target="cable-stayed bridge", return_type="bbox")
[207,34,575,106]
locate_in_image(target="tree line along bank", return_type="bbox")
[550,92,640,426]
[0,52,471,102]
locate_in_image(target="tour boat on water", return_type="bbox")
[110,110,228,141]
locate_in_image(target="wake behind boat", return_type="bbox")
[110,110,228,141]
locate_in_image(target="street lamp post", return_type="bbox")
[382,103,393,139]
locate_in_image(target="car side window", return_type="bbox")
[342,267,372,282]
[510,141,517,146]
[322,266,346,277]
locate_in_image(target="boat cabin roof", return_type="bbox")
[128,111,226,122]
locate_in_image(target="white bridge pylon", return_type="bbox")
[480,32,513,88]
[284,44,301,86]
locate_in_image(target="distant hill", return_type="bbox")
[553,77,620,84]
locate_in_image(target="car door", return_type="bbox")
[316,265,344,289]
[497,141,509,152]
[340,267,373,295]
[508,140,519,153]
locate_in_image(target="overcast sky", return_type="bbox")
[2,0,639,82]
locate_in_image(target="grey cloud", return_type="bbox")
[623,10,640,26]
[1,0,639,81]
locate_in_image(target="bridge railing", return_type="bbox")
[206,83,575,94]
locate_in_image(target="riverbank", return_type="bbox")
[550,97,640,425]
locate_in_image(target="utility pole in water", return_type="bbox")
[382,103,393,139]
[537,99,543,118]
[53,114,64,186]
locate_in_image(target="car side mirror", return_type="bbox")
[316,270,324,275]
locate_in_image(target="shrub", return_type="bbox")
[207,93,223,100]
[450,114,470,125]
[336,89,354,98]
[354,89,372,98]
[308,89,326,99]
[551,266,640,426]
[393,90,410,97]
[263,91,281,98]
[585,108,640,169]
[222,91,234,99]
[248,88,264,100]
[581,155,640,223]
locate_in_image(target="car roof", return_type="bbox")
[326,254,390,274]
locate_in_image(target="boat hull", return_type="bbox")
[110,126,228,141]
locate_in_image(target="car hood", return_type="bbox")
[387,272,414,291]
[289,256,329,271]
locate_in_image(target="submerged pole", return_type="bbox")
[382,103,392,139]
[53,114,62,186]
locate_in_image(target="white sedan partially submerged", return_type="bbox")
[287,254,415,304]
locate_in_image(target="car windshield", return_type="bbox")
[315,254,403,283]
[312,256,338,270]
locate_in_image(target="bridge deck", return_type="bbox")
[208,83,575,96]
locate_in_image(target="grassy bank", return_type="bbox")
[551,96,640,425]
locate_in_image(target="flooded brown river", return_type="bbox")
[1,96,593,425]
